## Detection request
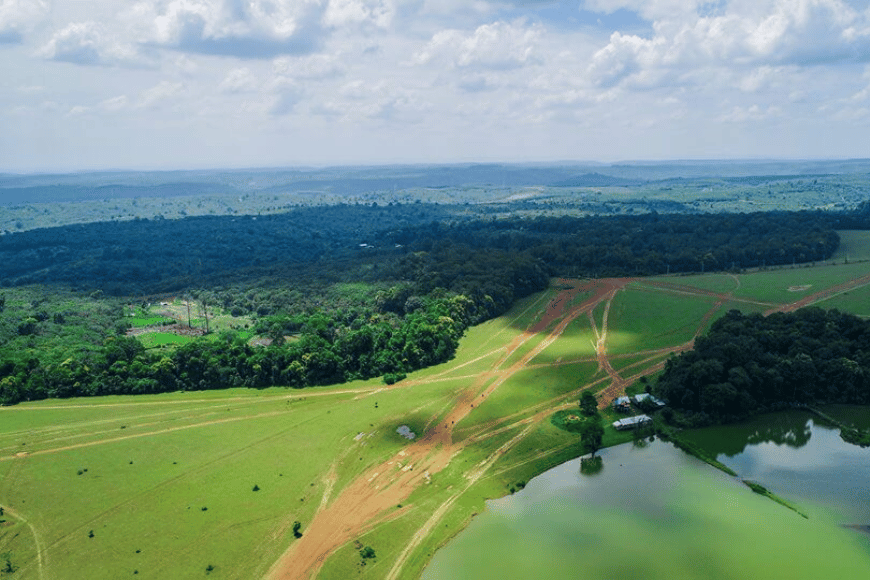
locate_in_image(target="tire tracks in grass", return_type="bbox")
[264,279,625,580]
[29,406,340,564]
[0,502,46,580]
[764,271,870,314]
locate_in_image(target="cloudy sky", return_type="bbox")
[2,0,870,172]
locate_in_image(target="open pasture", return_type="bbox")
[728,261,870,304]
[604,286,717,355]
[812,282,870,316]
[3,261,870,580]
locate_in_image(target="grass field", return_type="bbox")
[3,258,870,580]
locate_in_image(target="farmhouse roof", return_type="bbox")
[612,414,652,430]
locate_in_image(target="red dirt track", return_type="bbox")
[266,278,641,580]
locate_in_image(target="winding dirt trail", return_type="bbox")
[265,278,625,580]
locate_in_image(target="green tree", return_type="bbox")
[579,391,598,417]
[580,418,605,458]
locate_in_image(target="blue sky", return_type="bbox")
[2,0,870,172]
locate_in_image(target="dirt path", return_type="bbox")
[0,409,292,462]
[0,502,46,580]
[765,272,870,314]
[265,279,619,580]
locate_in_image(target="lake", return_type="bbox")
[422,410,870,580]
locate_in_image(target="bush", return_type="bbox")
[383,372,406,385]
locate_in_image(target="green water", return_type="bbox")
[422,414,870,580]
[682,409,870,522]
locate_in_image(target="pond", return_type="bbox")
[422,410,870,580]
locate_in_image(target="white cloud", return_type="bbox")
[100,95,130,111]
[38,21,147,67]
[586,0,870,89]
[323,0,397,29]
[719,103,783,123]
[137,80,185,109]
[0,0,48,44]
[582,0,705,22]
[129,0,329,58]
[414,19,542,69]
[273,53,345,79]
[219,67,259,92]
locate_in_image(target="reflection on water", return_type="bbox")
[682,410,870,521]
[688,410,814,457]
[578,455,603,476]
[422,413,870,580]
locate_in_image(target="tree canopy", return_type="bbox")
[655,308,870,426]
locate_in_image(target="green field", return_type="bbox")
[3,261,870,580]
[605,286,717,355]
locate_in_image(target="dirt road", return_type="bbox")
[265,278,636,580]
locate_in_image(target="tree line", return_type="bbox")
[389,211,843,278]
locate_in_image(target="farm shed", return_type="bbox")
[633,393,666,408]
[612,415,652,431]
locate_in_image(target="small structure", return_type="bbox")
[612,414,653,431]
[633,393,666,409]
[396,425,416,440]
[612,396,632,413]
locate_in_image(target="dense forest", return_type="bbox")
[655,308,870,426]
[0,207,849,295]
[390,211,843,277]
[0,206,860,405]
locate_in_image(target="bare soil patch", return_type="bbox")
[126,323,207,338]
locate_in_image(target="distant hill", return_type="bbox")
[548,172,641,187]
[0,183,229,205]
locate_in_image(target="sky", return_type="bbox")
[2,0,870,172]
